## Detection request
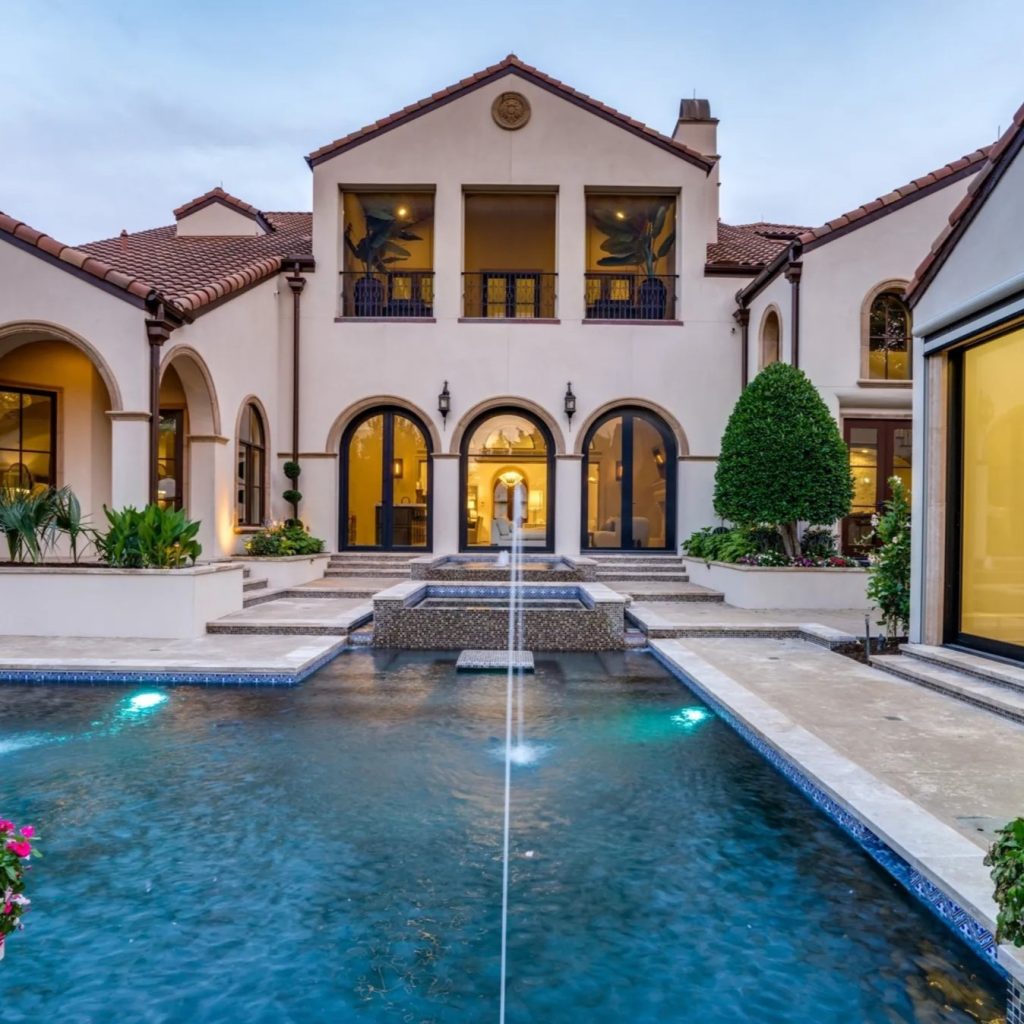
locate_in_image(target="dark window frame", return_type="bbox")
[867,291,913,380]
[0,384,57,491]
[237,404,266,527]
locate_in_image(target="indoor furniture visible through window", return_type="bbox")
[0,385,56,493]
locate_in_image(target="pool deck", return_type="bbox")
[0,633,347,685]
[651,635,1024,985]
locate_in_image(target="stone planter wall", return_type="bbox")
[231,554,330,590]
[0,563,244,638]
[681,558,870,610]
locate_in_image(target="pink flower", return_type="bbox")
[0,821,13,834]
[6,840,31,858]
[19,826,33,838]
[2,903,10,915]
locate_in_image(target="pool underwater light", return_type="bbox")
[671,706,711,727]
[119,692,169,718]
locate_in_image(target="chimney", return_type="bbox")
[673,98,718,159]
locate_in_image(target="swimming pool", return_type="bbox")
[0,651,1005,1022]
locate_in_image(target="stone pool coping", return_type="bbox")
[649,637,1024,987]
[0,635,348,686]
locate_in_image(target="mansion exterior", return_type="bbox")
[0,57,991,572]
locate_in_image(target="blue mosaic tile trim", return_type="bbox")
[1009,976,1022,1024]
[422,584,583,600]
[649,645,1005,976]
[0,643,346,689]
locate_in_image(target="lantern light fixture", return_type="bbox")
[563,382,576,424]
[438,381,451,424]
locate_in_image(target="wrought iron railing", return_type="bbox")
[584,273,678,320]
[462,271,557,319]
[339,271,435,318]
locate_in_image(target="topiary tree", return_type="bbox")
[714,362,853,558]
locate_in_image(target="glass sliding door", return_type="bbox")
[342,408,431,549]
[583,408,676,550]
[955,326,1024,657]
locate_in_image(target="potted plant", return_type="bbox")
[0,819,40,960]
[592,202,675,319]
[344,200,423,316]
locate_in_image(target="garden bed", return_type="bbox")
[0,563,244,639]
[230,553,330,590]
[681,557,870,610]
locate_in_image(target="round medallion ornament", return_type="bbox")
[491,91,531,131]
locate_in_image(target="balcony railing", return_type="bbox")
[339,271,434,318]
[462,272,557,319]
[584,273,678,321]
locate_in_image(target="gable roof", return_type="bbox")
[735,145,990,305]
[173,186,274,233]
[306,54,713,173]
[906,101,1024,307]
[0,208,312,320]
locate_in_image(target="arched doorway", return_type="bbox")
[461,408,554,550]
[582,407,677,550]
[341,407,432,549]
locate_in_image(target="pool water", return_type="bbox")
[0,651,1006,1023]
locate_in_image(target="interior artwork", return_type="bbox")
[463,411,551,548]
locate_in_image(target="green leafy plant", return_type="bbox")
[244,522,325,557]
[801,525,838,560]
[714,363,854,558]
[984,817,1024,946]
[681,526,756,563]
[283,461,301,482]
[0,486,90,564]
[344,201,423,275]
[94,504,202,569]
[592,202,675,278]
[51,487,90,563]
[283,489,302,506]
[866,476,911,639]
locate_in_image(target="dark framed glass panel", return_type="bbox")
[157,409,184,511]
[954,326,1024,657]
[841,418,912,556]
[236,404,266,525]
[867,292,912,380]
[461,409,553,551]
[342,408,431,550]
[582,408,676,551]
[0,386,56,492]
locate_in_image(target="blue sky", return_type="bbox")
[3,0,1022,243]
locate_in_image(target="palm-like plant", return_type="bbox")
[593,202,675,278]
[344,200,423,276]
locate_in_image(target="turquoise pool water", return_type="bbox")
[0,651,1005,1022]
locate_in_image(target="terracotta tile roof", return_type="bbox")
[79,212,312,314]
[0,210,155,304]
[307,53,713,172]
[0,205,312,319]
[706,222,803,270]
[797,147,990,248]
[173,186,266,223]
[907,102,1024,306]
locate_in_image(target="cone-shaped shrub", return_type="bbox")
[713,362,853,557]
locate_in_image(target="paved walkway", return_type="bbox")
[629,601,867,638]
[211,596,371,634]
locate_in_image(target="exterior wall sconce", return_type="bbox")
[393,458,404,479]
[564,382,576,424]
[438,381,451,424]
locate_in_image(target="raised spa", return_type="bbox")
[410,554,597,583]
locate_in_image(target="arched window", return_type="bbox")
[237,403,266,526]
[866,290,912,380]
[760,309,781,368]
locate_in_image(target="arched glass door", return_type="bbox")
[461,409,554,550]
[341,408,431,549]
[583,408,676,550]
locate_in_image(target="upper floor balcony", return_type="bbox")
[337,188,679,322]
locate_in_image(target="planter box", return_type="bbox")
[0,563,244,639]
[231,554,330,591]
[682,558,870,610]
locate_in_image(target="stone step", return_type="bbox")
[900,643,1024,696]
[869,654,1024,725]
[329,553,420,563]
[242,567,252,579]
[596,571,690,582]
[206,622,350,636]
[325,569,413,579]
[620,586,723,603]
[243,578,269,592]
[588,555,683,564]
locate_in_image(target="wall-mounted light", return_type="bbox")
[563,382,576,424]
[615,460,624,482]
[438,381,451,424]
[652,447,665,468]
[393,458,404,479]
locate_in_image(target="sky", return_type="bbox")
[2,0,1023,244]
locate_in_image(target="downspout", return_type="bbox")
[144,308,173,504]
[733,305,750,389]
[784,259,803,368]
[286,264,307,461]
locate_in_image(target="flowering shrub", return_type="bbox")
[867,477,911,638]
[1,820,40,956]
[736,552,859,568]
[245,522,325,557]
